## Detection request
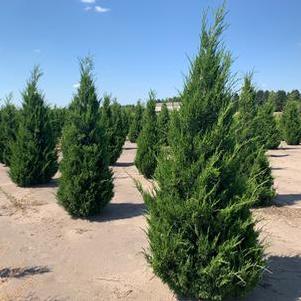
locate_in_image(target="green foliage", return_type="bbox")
[9,67,58,187]
[128,101,144,142]
[253,100,281,149]
[237,76,276,207]
[135,91,159,178]
[143,7,265,301]
[100,96,128,164]
[157,103,170,146]
[268,90,287,112]
[0,94,19,166]
[281,101,301,145]
[58,58,114,217]
[48,105,67,144]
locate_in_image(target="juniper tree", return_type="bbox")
[281,100,301,145]
[58,58,114,217]
[142,7,265,301]
[135,91,159,178]
[49,105,67,144]
[157,102,170,146]
[128,101,143,143]
[0,94,19,166]
[236,75,275,206]
[253,100,281,150]
[100,96,127,164]
[9,67,57,186]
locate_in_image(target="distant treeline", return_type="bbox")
[156,90,301,112]
[235,89,301,112]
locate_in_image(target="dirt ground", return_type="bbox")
[0,141,301,301]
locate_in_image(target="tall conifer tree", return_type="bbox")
[135,91,159,178]
[143,7,265,300]
[157,103,170,146]
[0,94,19,166]
[128,101,143,143]
[10,67,57,186]
[253,100,281,150]
[58,58,113,217]
[281,100,301,145]
[100,96,127,164]
[237,76,275,206]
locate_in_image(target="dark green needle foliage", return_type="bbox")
[135,91,159,178]
[0,94,19,166]
[236,75,275,206]
[100,96,127,164]
[281,100,301,145]
[48,105,67,144]
[143,7,265,301]
[128,101,144,143]
[9,67,57,187]
[58,58,114,217]
[253,100,281,150]
[157,102,170,146]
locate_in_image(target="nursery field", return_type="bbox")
[0,141,300,301]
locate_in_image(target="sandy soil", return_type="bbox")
[0,141,301,301]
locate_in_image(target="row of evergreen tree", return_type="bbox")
[133,79,301,183]
[0,59,129,217]
[0,4,300,300]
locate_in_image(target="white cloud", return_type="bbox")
[84,6,92,11]
[95,5,110,13]
[81,0,96,3]
[73,83,80,89]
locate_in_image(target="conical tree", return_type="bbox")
[128,101,143,143]
[100,96,127,164]
[9,67,57,187]
[58,58,114,217]
[0,94,19,166]
[143,7,265,301]
[281,100,301,145]
[157,102,170,146]
[253,100,281,150]
[236,75,275,206]
[135,91,159,178]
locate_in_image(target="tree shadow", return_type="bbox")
[243,255,301,301]
[29,178,59,189]
[113,162,135,167]
[123,147,137,150]
[269,154,289,158]
[274,194,301,206]
[279,147,301,150]
[272,167,284,170]
[89,202,146,222]
[0,266,51,279]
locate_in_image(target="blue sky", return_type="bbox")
[0,0,300,106]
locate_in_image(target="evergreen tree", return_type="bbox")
[281,101,301,145]
[142,8,265,301]
[135,91,159,178]
[49,105,67,144]
[237,76,275,206]
[128,101,143,143]
[100,96,127,164]
[9,67,57,187]
[58,58,114,217]
[0,94,19,166]
[253,100,281,149]
[157,102,170,146]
